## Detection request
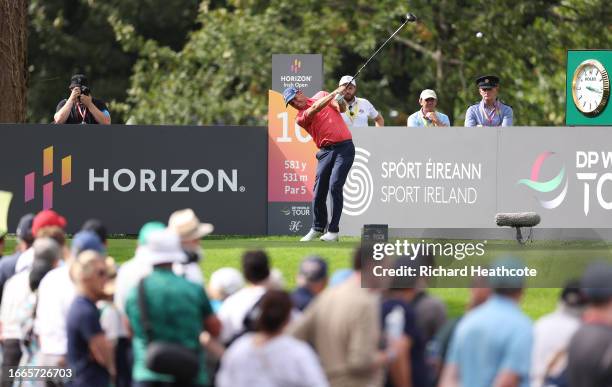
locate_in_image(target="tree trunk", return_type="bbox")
[0,0,28,123]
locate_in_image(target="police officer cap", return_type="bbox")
[476,75,500,89]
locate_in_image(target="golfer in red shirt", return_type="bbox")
[284,86,355,242]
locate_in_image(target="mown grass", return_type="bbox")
[2,236,578,319]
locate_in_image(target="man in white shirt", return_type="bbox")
[531,282,586,387]
[1,238,61,377]
[218,250,270,345]
[34,231,106,369]
[407,89,451,127]
[338,75,384,128]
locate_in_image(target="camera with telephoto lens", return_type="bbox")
[79,86,90,96]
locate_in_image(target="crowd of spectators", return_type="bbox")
[0,209,610,387]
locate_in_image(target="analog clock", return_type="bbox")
[572,59,610,117]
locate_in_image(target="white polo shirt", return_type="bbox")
[34,265,76,355]
[341,97,379,127]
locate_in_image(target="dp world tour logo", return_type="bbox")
[290,59,302,73]
[24,146,72,210]
[343,147,373,216]
[517,151,568,209]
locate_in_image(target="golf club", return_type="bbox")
[346,13,417,86]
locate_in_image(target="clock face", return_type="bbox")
[572,59,610,117]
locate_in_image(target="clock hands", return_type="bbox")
[585,85,603,94]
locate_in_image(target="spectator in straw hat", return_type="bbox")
[168,208,214,286]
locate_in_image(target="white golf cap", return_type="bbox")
[168,208,214,241]
[338,75,356,86]
[419,89,437,100]
[209,268,245,298]
[141,229,188,266]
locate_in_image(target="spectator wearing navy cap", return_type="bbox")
[0,213,35,303]
[82,218,108,246]
[35,230,106,373]
[567,262,612,387]
[464,75,513,127]
[292,255,328,311]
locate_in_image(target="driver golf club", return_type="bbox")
[346,13,417,86]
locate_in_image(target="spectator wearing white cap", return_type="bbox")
[208,268,245,313]
[407,89,451,127]
[168,208,214,286]
[338,75,384,128]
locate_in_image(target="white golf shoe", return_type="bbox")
[320,231,339,242]
[300,229,323,242]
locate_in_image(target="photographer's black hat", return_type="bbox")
[69,74,88,89]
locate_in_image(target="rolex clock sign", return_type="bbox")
[566,50,612,125]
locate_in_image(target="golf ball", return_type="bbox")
[476,32,483,38]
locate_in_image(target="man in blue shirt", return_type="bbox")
[407,89,451,127]
[464,75,513,126]
[440,257,532,387]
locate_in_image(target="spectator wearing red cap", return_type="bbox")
[15,210,67,273]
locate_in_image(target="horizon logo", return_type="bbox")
[517,151,568,209]
[24,146,72,210]
[88,168,245,193]
[290,59,302,73]
[343,147,374,216]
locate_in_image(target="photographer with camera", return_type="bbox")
[54,74,111,125]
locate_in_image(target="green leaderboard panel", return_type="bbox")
[566,50,612,126]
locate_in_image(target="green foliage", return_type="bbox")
[27,0,200,123]
[27,0,612,126]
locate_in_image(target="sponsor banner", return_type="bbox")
[342,126,612,236]
[499,126,612,226]
[340,127,498,234]
[268,54,322,234]
[267,202,312,235]
[0,124,267,235]
[271,54,323,97]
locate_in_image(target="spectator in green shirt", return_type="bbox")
[125,229,221,387]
